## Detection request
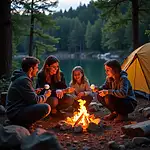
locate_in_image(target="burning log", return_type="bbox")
[84,116,89,126]
[74,113,84,127]
[64,99,101,131]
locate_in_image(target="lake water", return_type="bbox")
[59,59,106,87]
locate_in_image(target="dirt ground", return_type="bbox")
[1,96,150,150]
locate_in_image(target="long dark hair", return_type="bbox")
[39,55,61,83]
[70,66,88,85]
[104,59,121,74]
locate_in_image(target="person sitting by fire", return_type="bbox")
[69,66,93,110]
[36,55,74,117]
[95,59,137,122]
[6,56,51,129]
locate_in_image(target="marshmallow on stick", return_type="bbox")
[90,84,95,90]
[44,84,50,90]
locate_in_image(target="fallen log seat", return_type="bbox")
[121,120,150,137]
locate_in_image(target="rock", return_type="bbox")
[87,122,101,132]
[0,125,30,148]
[88,102,102,112]
[73,125,83,133]
[108,141,120,149]
[73,140,78,144]
[66,142,71,147]
[124,140,135,149]
[141,144,147,147]
[142,107,150,118]
[82,145,91,150]
[60,123,72,131]
[56,121,72,131]
[120,134,128,139]
[121,120,150,136]
[68,146,77,150]
[0,105,6,115]
[119,145,126,150]
[21,128,63,150]
[55,120,66,128]
[132,137,150,146]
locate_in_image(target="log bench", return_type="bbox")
[122,120,150,137]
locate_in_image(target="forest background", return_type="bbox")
[1,0,150,91]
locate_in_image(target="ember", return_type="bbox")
[65,99,100,130]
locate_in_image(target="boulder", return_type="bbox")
[21,128,63,150]
[132,137,150,146]
[0,125,30,148]
[89,102,102,112]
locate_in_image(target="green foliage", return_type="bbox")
[11,0,59,57]
[0,78,10,93]
[145,30,150,36]
[68,17,85,52]
[12,0,150,57]
[12,14,30,54]
[94,0,150,50]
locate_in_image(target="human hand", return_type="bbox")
[44,89,51,98]
[56,89,64,99]
[93,86,99,92]
[67,87,75,93]
[35,88,43,94]
[90,84,99,92]
[77,92,85,98]
[98,90,108,97]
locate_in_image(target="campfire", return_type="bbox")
[65,99,100,130]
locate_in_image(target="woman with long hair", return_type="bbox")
[36,55,74,116]
[97,59,137,122]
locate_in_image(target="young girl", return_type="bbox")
[70,66,93,109]
[97,59,137,122]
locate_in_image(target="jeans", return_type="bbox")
[97,94,137,115]
[46,94,74,110]
[8,103,51,128]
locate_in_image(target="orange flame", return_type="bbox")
[65,99,100,130]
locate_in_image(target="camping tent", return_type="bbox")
[122,43,150,95]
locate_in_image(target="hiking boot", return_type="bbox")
[103,112,117,121]
[114,114,128,123]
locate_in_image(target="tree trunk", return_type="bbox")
[0,0,12,78]
[28,0,34,56]
[132,0,139,50]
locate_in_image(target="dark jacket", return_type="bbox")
[36,71,67,96]
[100,71,136,101]
[6,69,47,119]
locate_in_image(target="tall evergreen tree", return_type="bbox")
[95,0,150,50]
[12,0,59,56]
[0,0,12,78]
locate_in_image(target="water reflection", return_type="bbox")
[59,59,106,87]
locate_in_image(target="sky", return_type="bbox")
[55,0,92,11]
